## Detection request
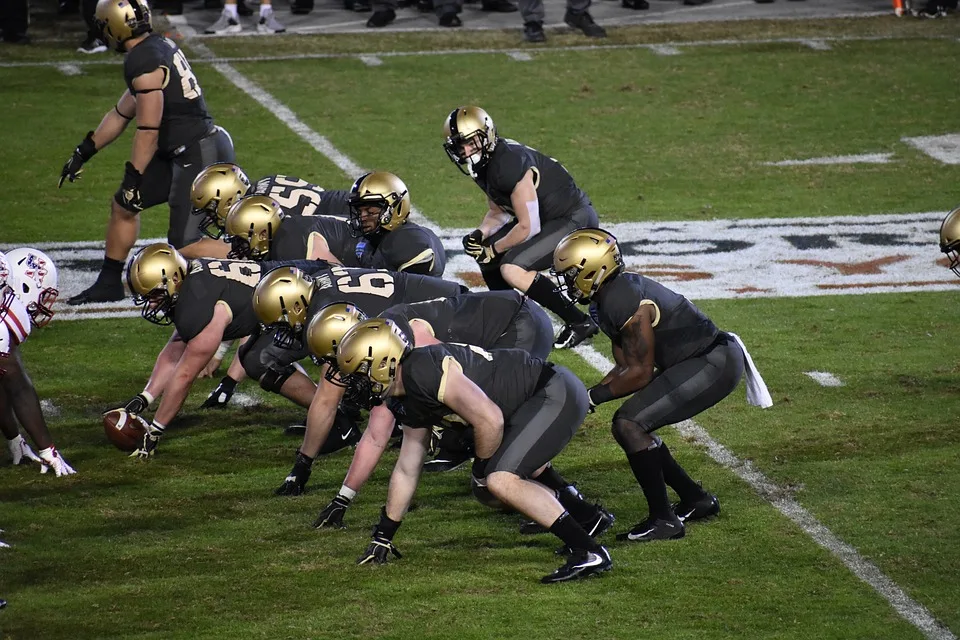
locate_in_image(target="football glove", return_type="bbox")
[7,434,41,465]
[114,161,144,213]
[274,449,314,496]
[58,131,97,188]
[200,376,237,409]
[121,393,151,416]
[461,229,484,258]
[474,242,499,266]
[356,535,402,565]
[38,446,76,477]
[130,421,165,460]
[313,495,351,529]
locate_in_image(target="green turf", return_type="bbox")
[2,15,959,640]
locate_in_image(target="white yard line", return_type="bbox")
[578,346,954,640]
[647,44,682,56]
[507,51,533,61]
[56,63,83,76]
[764,153,894,166]
[804,371,844,387]
[0,34,954,69]
[358,54,383,66]
[902,134,960,165]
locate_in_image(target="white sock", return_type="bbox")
[224,3,239,18]
[260,3,272,15]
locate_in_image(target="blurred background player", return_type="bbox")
[205,0,285,33]
[60,0,235,306]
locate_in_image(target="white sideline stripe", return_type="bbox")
[358,55,383,66]
[804,371,844,387]
[56,63,83,76]
[0,34,954,69]
[764,153,894,166]
[188,41,441,233]
[507,52,532,61]
[575,345,953,640]
[647,44,682,56]
[800,39,832,51]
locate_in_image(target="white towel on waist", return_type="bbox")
[727,332,773,408]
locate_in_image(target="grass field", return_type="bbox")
[2,13,960,640]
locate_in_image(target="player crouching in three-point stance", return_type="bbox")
[552,228,773,542]
[337,319,613,584]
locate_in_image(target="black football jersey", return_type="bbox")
[308,266,464,320]
[271,215,362,266]
[381,290,526,348]
[174,258,329,342]
[471,138,589,222]
[388,343,545,430]
[252,175,351,219]
[123,34,213,156]
[359,222,446,277]
[590,272,719,371]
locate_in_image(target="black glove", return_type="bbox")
[200,376,237,410]
[114,161,144,213]
[313,495,351,529]
[59,131,97,188]
[121,393,151,416]
[461,229,483,257]
[356,508,403,565]
[474,241,499,266]
[129,421,164,460]
[274,449,314,496]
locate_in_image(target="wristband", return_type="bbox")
[140,390,155,406]
[77,131,98,161]
[375,506,402,539]
[587,384,615,407]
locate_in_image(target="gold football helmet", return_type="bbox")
[95,0,152,52]
[252,266,314,348]
[552,228,624,304]
[191,163,252,240]
[306,303,368,364]
[443,106,497,175]
[336,319,411,396]
[126,242,188,325]
[939,206,960,278]
[224,195,283,260]
[348,172,411,236]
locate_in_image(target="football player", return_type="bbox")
[552,229,772,542]
[117,243,330,458]
[0,249,76,477]
[443,106,600,349]
[312,290,565,528]
[347,172,446,277]
[191,165,352,242]
[337,319,613,584]
[60,0,235,306]
[247,265,465,495]
[939,205,960,277]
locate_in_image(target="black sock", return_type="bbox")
[526,274,587,324]
[219,376,238,394]
[532,465,568,492]
[557,486,599,524]
[549,511,600,552]
[659,442,706,503]
[96,256,125,287]
[626,446,673,519]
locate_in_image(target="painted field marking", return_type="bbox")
[647,44,682,56]
[800,39,832,51]
[804,371,844,387]
[764,153,893,166]
[0,34,955,69]
[507,52,532,61]
[358,54,383,66]
[902,134,960,165]
[56,63,83,76]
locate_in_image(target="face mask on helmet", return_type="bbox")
[5,248,59,328]
[444,131,491,177]
[348,196,390,237]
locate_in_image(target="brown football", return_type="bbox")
[102,409,148,452]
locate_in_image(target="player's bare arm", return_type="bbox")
[592,304,656,402]
[492,168,539,254]
[130,69,165,172]
[301,363,347,458]
[384,425,431,521]
[438,365,504,460]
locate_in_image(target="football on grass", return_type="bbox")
[102,409,148,452]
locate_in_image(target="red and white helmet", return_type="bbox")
[5,248,59,328]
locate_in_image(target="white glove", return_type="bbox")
[38,446,76,477]
[7,434,41,465]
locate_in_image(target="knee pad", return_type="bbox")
[260,365,295,394]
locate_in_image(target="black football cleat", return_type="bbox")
[541,546,612,584]
[318,424,362,455]
[553,318,599,349]
[672,493,720,523]
[523,21,546,43]
[366,8,394,26]
[616,515,685,543]
[563,10,606,37]
[581,504,616,537]
[422,451,472,473]
[67,282,125,305]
